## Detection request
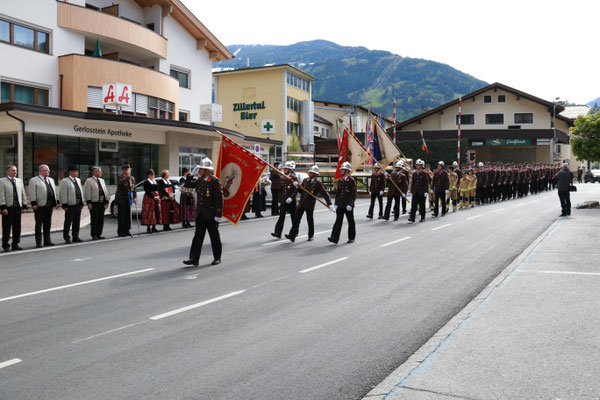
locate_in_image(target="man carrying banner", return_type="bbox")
[285,165,333,243]
[366,164,386,219]
[183,158,223,267]
[271,161,298,239]
[408,159,429,223]
[329,161,356,244]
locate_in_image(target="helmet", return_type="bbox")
[416,159,425,166]
[453,161,458,167]
[289,161,296,169]
[341,161,352,171]
[395,161,403,168]
[199,157,214,171]
[438,161,445,166]
[478,162,484,167]
[374,163,381,169]
[309,165,320,175]
[284,161,295,169]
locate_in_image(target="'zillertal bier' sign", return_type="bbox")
[102,83,132,107]
[233,101,265,120]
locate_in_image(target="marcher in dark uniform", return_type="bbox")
[286,165,333,242]
[431,161,449,217]
[383,160,407,221]
[28,164,60,247]
[271,161,298,239]
[367,164,386,219]
[328,161,357,244]
[83,166,109,240]
[0,165,28,252]
[59,166,84,244]
[115,164,136,237]
[408,159,429,223]
[269,162,281,216]
[179,168,196,228]
[183,158,224,267]
[475,162,485,205]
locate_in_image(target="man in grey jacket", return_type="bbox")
[554,163,574,217]
[0,165,28,251]
[59,166,85,243]
[29,164,60,247]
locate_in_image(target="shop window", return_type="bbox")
[514,113,533,124]
[0,134,17,172]
[32,133,58,181]
[485,113,504,125]
[0,18,50,54]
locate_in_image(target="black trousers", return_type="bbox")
[271,189,280,215]
[2,206,21,248]
[90,202,105,238]
[368,192,383,217]
[330,207,355,242]
[274,202,296,236]
[117,200,131,235]
[63,205,82,240]
[410,193,426,221]
[189,218,222,261]
[288,207,314,239]
[558,190,571,216]
[34,206,54,245]
[476,187,484,204]
[434,191,447,216]
[384,195,400,219]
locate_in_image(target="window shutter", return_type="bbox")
[87,86,102,109]
[135,93,148,114]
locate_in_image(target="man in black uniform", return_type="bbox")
[183,158,224,267]
[328,161,357,244]
[285,165,333,242]
[431,161,449,217]
[367,164,386,219]
[271,161,298,239]
[383,160,407,221]
[115,164,136,237]
[408,159,429,223]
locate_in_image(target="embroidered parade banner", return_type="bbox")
[216,135,268,225]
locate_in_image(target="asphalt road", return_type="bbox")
[0,185,590,400]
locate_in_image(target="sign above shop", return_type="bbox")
[486,138,531,146]
[471,141,484,146]
[234,101,265,120]
[200,103,223,122]
[261,120,276,135]
[102,83,132,107]
[536,138,552,145]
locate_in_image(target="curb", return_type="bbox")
[20,214,92,238]
[363,216,563,399]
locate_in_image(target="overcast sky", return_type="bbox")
[187,0,599,105]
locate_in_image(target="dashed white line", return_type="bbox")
[0,358,22,370]
[73,257,92,262]
[0,268,155,303]
[299,257,349,274]
[72,322,145,344]
[466,215,482,220]
[380,237,411,248]
[431,224,451,231]
[150,290,246,321]
[523,270,600,277]
[492,208,505,213]
[263,231,328,246]
[251,275,290,289]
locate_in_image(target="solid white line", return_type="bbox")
[526,270,600,277]
[0,358,22,370]
[0,268,154,303]
[466,215,482,220]
[492,208,505,213]
[150,290,246,321]
[431,224,451,231]
[299,257,348,274]
[72,323,139,344]
[262,231,328,246]
[380,237,411,248]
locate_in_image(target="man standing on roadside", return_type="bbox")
[59,166,85,244]
[0,165,28,252]
[29,164,60,247]
[83,166,109,240]
[554,163,574,217]
[115,164,136,237]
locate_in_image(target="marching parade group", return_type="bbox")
[0,157,567,266]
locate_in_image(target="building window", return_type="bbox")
[287,121,301,136]
[170,68,189,89]
[179,111,189,122]
[483,95,492,103]
[1,81,48,106]
[485,113,504,125]
[514,113,533,124]
[498,95,506,103]
[0,18,50,54]
[287,72,309,92]
[456,114,475,125]
[287,96,301,112]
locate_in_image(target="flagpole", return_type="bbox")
[458,96,462,166]
[370,113,412,168]
[210,128,333,212]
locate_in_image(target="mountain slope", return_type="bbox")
[215,40,487,120]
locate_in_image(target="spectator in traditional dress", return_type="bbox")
[157,169,180,231]
[252,178,267,218]
[141,169,160,233]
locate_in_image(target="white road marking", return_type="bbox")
[0,268,154,303]
[380,237,411,248]
[524,270,600,277]
[466,215,482,220]
[262,231,328,246]
[492,208,505,213]
[515,203,524,207]
[0,358,22,370]
[431,224,451,231]
[528,200,538,204]
[543,196,550,199]
[150,290,246,321]
[184,274,199,280]
[72,322,146,344]
[251,275,290,289]
[299,257,349,274]
[73,257,92,262]
[0,236,126,258]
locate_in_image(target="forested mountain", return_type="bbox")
[214,40,487,120]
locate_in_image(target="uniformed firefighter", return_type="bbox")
[328,162,357,244]
[383,161,407,221]
[459,168,477,208]
[425,164,435,210]
[447,166,459,212]
[408,159,429,223]
[271,161,298,239]
[286,165,333,242]
[367,163,386,219]
[431,161,449,217]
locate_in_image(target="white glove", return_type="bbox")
[214,216,222,222]
[445,190,449,194]
[346,205,353,212]
[292,181,298,187]
[379,190,384,196]
[424,192,428,198]
[191,165,200,176]
[402,193,406,198]
[333,205,338,211]
[286,197,292,204]
[329,205,335,212]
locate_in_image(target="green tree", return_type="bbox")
[571,112,600,162]
[287,128,300,160]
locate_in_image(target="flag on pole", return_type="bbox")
[372,118,401,168]
[336,119,343,151]
[365,114,373,166]
[334,123,370,187]
[457,96,462,165]
[216,135,268,224]
[420,129,429,155]
[393,98,397,142]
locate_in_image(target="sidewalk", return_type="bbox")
[366,208,600,399]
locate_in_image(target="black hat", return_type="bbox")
[182,167,189,174]
[121,164,131,170]
[67,165,79,172]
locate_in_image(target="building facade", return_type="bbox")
[213,65,316,162]
[0,0,278,186]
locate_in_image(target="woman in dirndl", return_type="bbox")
[141,169,161,233]
[157,169,180,231]
[179,168,196,228]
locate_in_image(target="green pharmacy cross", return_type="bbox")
[263,121,274,132]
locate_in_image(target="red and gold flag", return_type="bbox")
[216,135,268,224]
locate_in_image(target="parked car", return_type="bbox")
[587,169,600,183]
[109,176,183,217]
